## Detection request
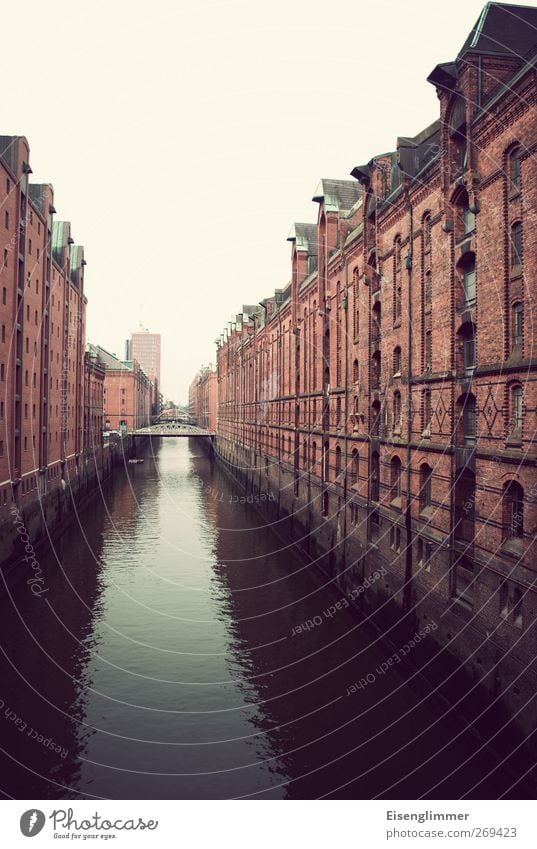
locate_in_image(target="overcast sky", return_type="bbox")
[2,0,533,402]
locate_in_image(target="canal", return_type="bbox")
[0,439,533,799]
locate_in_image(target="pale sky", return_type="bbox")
[2,0,533,402]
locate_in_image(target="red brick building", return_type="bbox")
[216,4,537,737]
[189,366,217,431]
[0,136,91,513]
[84,344,106,449]
[96,345,152,432]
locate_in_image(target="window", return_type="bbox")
[512,588,523,628]
[395,286,402,320]
[419,464,432,513]
[462,324,476,374]
[423,390,432,435]
[390,456,402,503]
[463,203,475,235]
[463,257,476,306]
[390,525,401,552]
[393,391,401,431]
[511,221,522,269]
[4,211,8,229]
[351,449,359,486]
[502,481,524,540]
[371,451,380,502]
[393,346,401,376]
[371,400,380,437]
[510,148,521,193]
[454,557,474,609]
[0,441,3,457]
[462,395,476,443]
[311,441,317,472]
[510,384,523,438]
[512,302,523,347]
[425,331,432,370]
[372,351,381,389]
[423,213,431,248]
[353,358,359,383]
[425,271,432,305]
[335,445,342,480]
[3,249,7,268]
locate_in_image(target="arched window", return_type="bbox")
[372,301,381,340]
[395,285,402,320]
[511,221,523,268]
[372,351,381,389]
[502,481,524,540]
[390,456,402,502]
[419,464,432,513]
[393,346,401,375]
[394,235,402,271]
[512,301,523,347]
[311,441,317,471]
[423,213,431,248]
[351,449,359,486]
[425,270,432,305]
[371,400,380,437]
[336,397,342,428]
[454,189,474,237]
[371,451,380,502]
[393,391,401,431]
[509,148,521,193]
[335,445,342,479]
[323,440,329,480]
[353,358,359,383]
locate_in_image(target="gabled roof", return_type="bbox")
[312,178,362,212]
[397,120,441,179]
[93,345,132,371]
[287,222,318,254]
[458,2,537,60]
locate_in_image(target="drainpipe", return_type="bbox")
[403,181,414,616]
[341,224,349,554]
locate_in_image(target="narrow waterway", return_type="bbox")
[0,440,532,799]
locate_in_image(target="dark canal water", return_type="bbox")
[0,440,533,799]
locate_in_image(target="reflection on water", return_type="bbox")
[0,440,533,799]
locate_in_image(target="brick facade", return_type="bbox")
[0,135,97,515]
[97,345,152,432]
[189,367,217,431]
[215,4,537,740]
